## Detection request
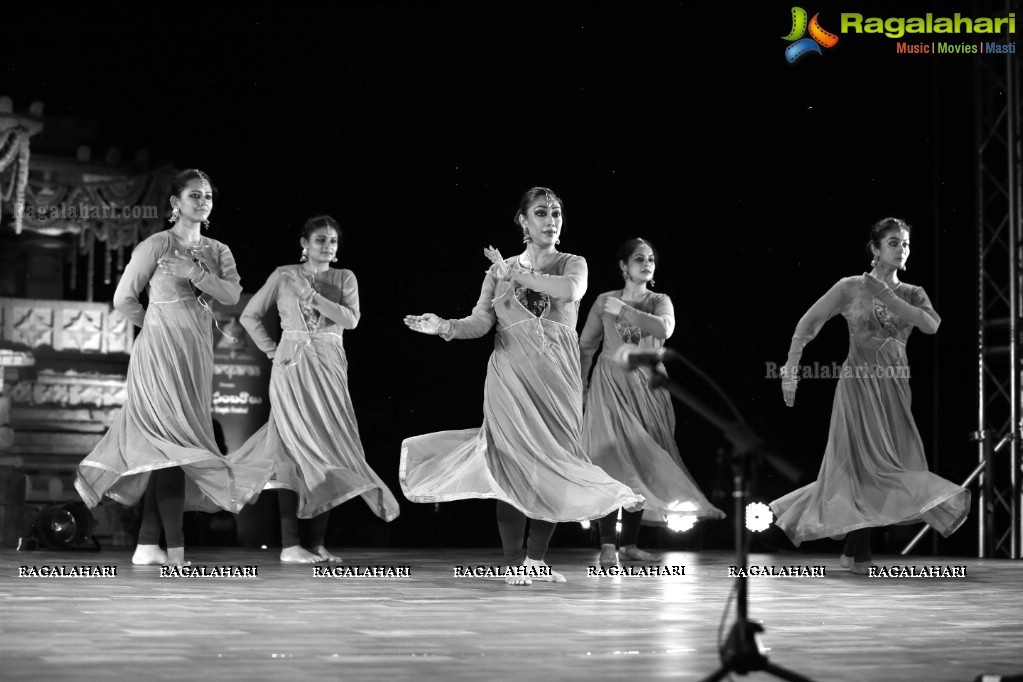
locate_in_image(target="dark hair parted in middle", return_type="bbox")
[865,217,911,257]
[302,215,342,243]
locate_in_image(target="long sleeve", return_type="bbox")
[619,293,675,340]
[193,241,242,305]
[240,269,282,357]
[879,284,941,334]
[578,294,606,387]
[113,238,159,328]
[440,271,498,341]
[309,270,360,329]
[511,255,587,301]
[786,279,848,368]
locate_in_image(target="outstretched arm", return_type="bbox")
[783,279,847,406]
[404,271,497,340]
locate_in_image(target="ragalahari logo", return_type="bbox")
[783,7,839,63]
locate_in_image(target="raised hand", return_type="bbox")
[484,246,512,281]
[404,313,447,335]
[158,250,200,279]
[863,272,890,298]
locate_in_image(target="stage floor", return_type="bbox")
[0,547,1020,681]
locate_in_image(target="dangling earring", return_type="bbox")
[900,263,907,272]
[169,207,180,224]
[649,279,655,288]
[300,247,308,263]
[202,219,210,230]
[522,228,531,244]
[331,256,338,263]
[870,257,876,267]
[555,238,560,245]
[621,270,629,282]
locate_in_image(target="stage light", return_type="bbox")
[745,502,773,533]
[666,514,696,533]
[29,501,99,550]
[615,522,622,533]
[665,500,698,533]
[579,520,591,530]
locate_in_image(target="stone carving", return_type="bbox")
[10,370,126,408]
[0,298,134,354]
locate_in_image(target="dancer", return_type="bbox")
[580,238,724,567]
[76,169,272,567]
[230,215,400,563]
[401,187,643,585]
[770,217,969,574]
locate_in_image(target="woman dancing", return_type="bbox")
[230,215,400,563]
[76,169,273,567]
[401,187,643,585]
[771,217,969,574]
[580,238,723,567]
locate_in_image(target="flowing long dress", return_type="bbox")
[400,253,644,522]
[76,231,273,513]
[579,290,724,524]
[228,265,400,521]
[770,275,970,545]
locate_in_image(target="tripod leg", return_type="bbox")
[761,661,817,682]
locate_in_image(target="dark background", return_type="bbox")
[2,1,987,555]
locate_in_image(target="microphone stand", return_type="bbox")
[644,369,814,682]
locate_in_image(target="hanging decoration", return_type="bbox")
[0,109,42,236]
[15,165,174,301]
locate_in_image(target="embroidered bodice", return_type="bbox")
[113,231,241,327]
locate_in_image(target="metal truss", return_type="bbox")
[975,0,1022,558]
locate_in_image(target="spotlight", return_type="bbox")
[666,514,696,533]
[745,502,773,533]
[579,520,591,530]
[25,501,99,550]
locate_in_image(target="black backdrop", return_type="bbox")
[3,1,987,555]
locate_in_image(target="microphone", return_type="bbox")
[612,345,677,371]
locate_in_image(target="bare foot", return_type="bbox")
[599,543,619,567]
[505,572,533,586]
[311,545,343,563]
[280,545,321,563]
[165,547,191,568]
[132,544,167,566]
[524,557,566,583]
[621,545,660,562]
